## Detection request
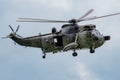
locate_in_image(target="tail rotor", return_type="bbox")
[9,25,22,38]
[9,25,20,35]
[2,25,22,39]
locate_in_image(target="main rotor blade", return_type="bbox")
[80,12,120,21]
[18,18,57,21]
[17,20,68,23]
[17,18,68,23]
[77,9,94,22]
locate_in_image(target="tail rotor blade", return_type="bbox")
[9,25,14,33]
[2,37,8,39]
[15,25,20,33]
[16,34,23,38]
[2,35,11,39]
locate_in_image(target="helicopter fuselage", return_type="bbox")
[9,24,110,57]
[6,9,120,59]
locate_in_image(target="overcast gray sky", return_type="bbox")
[0,0,120,80]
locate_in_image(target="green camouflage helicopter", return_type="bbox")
[3,9,120,59]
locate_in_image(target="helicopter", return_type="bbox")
[3,9,120,59]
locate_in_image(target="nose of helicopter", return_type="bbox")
[93,35,99,41]
[91,29,103,40]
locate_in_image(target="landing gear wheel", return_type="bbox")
[72,52,78,57]
[90,49,95,53]
[42,55,46,59]
[42,53,46,59]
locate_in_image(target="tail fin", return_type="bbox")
[2,25,23,45]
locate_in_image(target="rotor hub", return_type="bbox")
[68,19,77,24]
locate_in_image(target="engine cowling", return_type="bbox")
[84,24,96,30]
[52,27,57,33]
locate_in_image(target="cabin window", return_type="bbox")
[54,36,63,46]
[54,38,57,43]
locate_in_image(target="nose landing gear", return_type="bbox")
[90,47,95,53]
